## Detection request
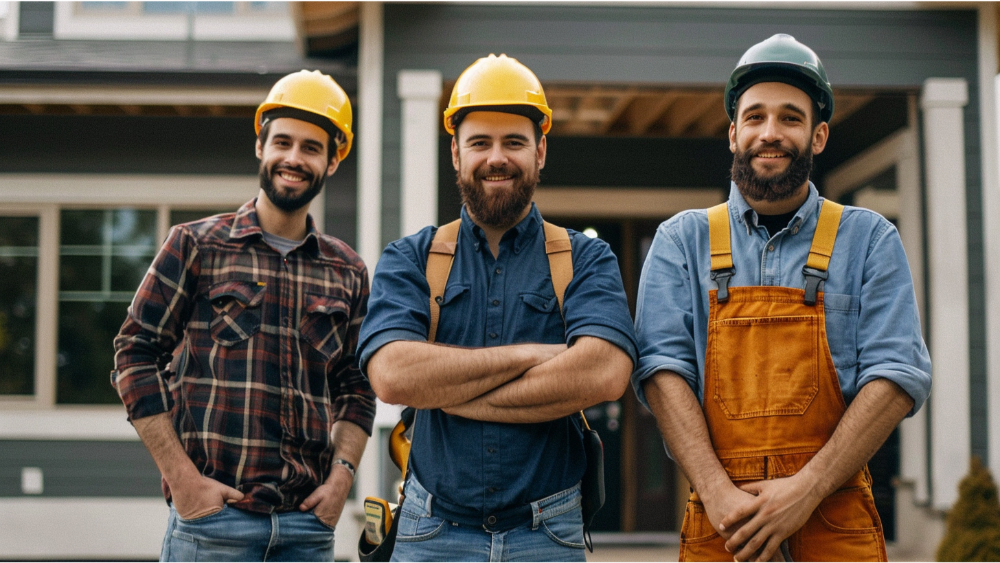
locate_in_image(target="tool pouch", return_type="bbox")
[358,502,401,562]
[580,419,605,552]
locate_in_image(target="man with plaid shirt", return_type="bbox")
[112,71,375,562]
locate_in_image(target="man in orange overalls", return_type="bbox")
[632,34,932,562]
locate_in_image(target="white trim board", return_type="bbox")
[533,187,725,219]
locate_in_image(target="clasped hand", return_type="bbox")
[709,474,822,562]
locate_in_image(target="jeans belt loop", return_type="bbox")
[530,499,542,530]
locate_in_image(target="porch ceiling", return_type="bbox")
[439,82,875,139]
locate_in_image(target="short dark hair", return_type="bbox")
[257,114,345,164]
[451,107,544,145]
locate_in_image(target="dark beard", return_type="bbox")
[259,163,325,212]
[731,142,813,203]
[457,163,538,229]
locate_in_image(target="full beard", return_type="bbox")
[731,142,813,203]
[457,163,538,230]
[259,163,325,212]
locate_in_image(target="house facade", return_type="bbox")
[1,2,996,560]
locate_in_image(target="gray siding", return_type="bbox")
[0,440,161,497]
[382,4,984,458]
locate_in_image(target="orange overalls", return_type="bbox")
[678,201,887,562]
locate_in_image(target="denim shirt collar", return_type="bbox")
[728,181,821,237]
[460,203,543,255]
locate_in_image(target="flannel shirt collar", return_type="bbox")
[229,198,323,257]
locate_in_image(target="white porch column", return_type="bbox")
[356,2,384,272]
[922,78,970,510]
[397,70,442,237]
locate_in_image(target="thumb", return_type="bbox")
[299,489,322,512]
[222,486,245,503]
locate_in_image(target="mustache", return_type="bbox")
[751,141,800,159]
[272,163,314,181]
[475,166,520,179]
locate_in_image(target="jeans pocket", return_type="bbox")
[396,508,446,542]
[541,506,586,549]
[310,510,337,532]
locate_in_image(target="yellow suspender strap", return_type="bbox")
[707,203,735,302]
[426,219,461,343]
[707,203,733,271]
[542,221,573,312]
[802,199,844,305]
[805,200,844,272]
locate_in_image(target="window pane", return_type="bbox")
[61,210,105,246]
[57,301,128,404]
[195,2,233,13]
[77,1,129,11]
[170,208,231,227]
[142,0,187,14]
[58,208,156,404]
[0,216,38,396]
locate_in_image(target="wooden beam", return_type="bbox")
[664,93,719,137]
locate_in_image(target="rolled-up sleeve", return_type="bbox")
[111,225,199,421]
[631,220,701,409]
[856,222,932,415]
[564,236,638,366]
[357,238,432,375]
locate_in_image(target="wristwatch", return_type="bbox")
[333,458,356,478]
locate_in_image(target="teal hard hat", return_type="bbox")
[725,34,835,123]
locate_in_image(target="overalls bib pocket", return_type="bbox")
[710,315,819,419]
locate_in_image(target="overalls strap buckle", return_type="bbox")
[711,268,735,302]
[802,266,829,306]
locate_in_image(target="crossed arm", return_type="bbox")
[367,336,633,423]
[643,371,913,562]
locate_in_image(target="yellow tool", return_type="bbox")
[364,497,395,545]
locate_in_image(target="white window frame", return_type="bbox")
[55,1,294,42]
[0,174,323,435]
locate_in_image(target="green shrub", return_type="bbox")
[937,457,1000,561]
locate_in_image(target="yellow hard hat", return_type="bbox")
[255,70,354,161]
[443,54,552,135]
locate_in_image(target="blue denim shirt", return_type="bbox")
[632,183,931,416]
[359,204,637,530]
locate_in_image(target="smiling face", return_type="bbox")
[452,111,547,230]
[729,82,828,205]
[255,118,339,212]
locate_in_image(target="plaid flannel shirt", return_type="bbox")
[112,199,375,513]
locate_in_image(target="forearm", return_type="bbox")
[443,337,632,423]
[643,371,733,499]
[798,378,914,499]
[367,340,563,409]
[132,412,199,486]
[328,420,368,479]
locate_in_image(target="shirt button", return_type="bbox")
[768,244,775,252]
[792,226,799,235]
[495,268,502,275]
[487,447,496,453]
[487,515,497,526]
[492,299,500,306]
[488,487,498,493]
[489,332,498,339]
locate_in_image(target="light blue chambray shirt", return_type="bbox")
[632,182,931,416]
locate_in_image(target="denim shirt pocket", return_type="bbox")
[208,280,266,346]
[823,293,860,371]
[515,292,563,342]
[300,293,351,359]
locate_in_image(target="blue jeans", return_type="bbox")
[390,476,586,562]
[160,504,335,562]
